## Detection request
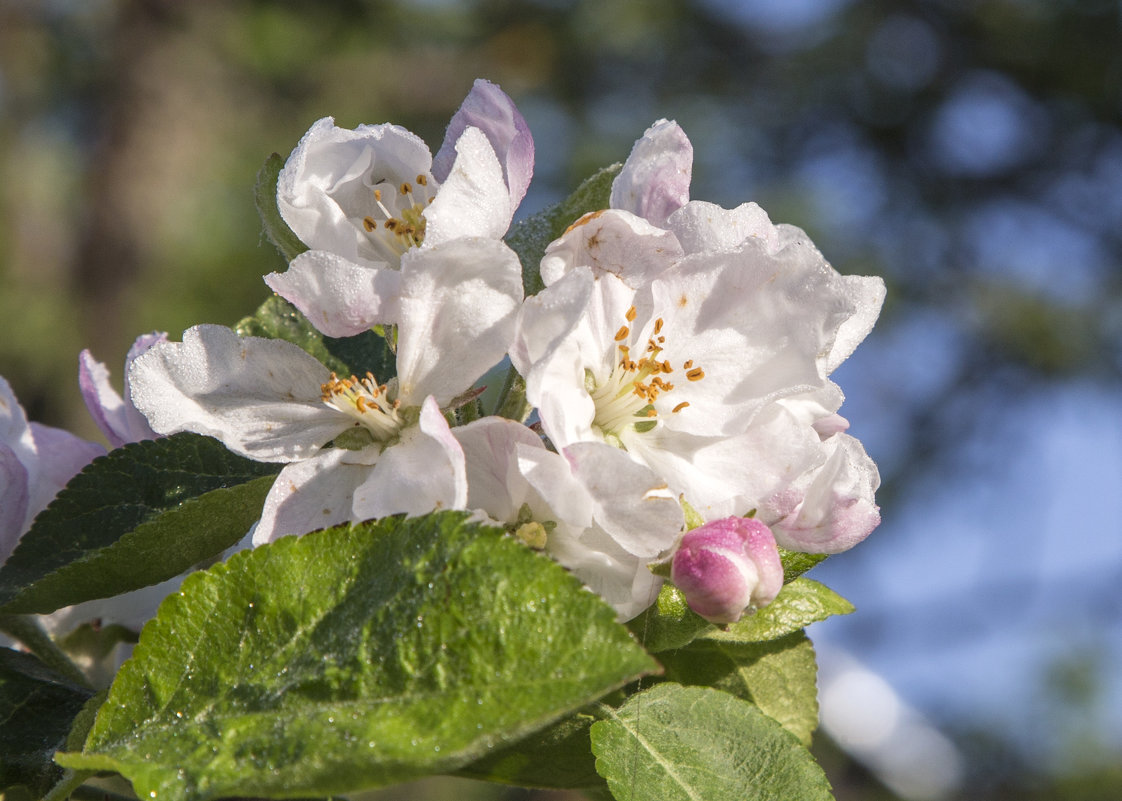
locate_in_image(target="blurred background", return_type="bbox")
[1,0,1120,798]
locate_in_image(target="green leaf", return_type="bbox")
[0,648,95,795]
[506,163,621,296]
[56,512,659,800]
[590,683,834,801]
[0,434,280,615]
[456,707,605,791]
[779,548,827,583]
[703,578,855,644]
[657,632,820,746]
[255,152,307,263]
[235,294,396,380]
[627,583,714,654]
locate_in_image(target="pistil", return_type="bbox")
[321,371,405,442]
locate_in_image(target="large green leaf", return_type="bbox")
[704,578,854,645]
[0,434,280,615]
[590,683,834,801]
[235,294,396,380]
[456,707,605,791]
[506,163,621,295]
[0,648,95,795]
[56,513,659,800]
[657,632,820,746]
[255,152,307,263]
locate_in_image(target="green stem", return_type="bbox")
[0,614,92,689]
[494,368,531,422]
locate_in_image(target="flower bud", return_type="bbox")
[670,517,784,624]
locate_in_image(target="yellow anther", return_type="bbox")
[683,359,693,369]
[400,182,412,195]
[615,325,630,342]
[686,367,705,381]
[373,189,382,201]
[626,306,637,322]
[672,401,690,413]
[653,318,664,335]
[363,216,378,232]
[416,174,428,186]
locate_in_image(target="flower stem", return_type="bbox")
[0,614,92,689]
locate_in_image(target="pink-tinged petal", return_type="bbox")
[546,524,665,621]
[0,375,35,463]
[395,238,523,406]
[425,126,513,244]
[351,396,467,519]
[79,339,161,448]
[667,201,780,256]
[671,516,783,624]
[454,416,547,522]
[0,443,30,562]
[433,79,535,210]
[278,118,433,263]
[264,250,402,337]
[253,449,373,545]
[128,325,346,462]
[610,119,693,227]
[768,434,881,554]
[564,441,683,558]
[27,423,104,515]
[540,209,683,288]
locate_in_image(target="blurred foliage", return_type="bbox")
[0,0,1120,798]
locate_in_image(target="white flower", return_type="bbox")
[265,79,534,337]
[453,416,683,620]
[129,238,524,543]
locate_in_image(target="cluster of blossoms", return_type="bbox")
[2,80,883,629]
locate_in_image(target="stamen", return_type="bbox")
[615,325,630,342]
[686,367,705,381]
[626,306,637,322]
[672,401,690,413]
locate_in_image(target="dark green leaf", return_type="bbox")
[0,434,280,615]
[704,578,855,644]
[456,708,605,791]
[506,164,621,296]
[0,648,95,795]
[657,632,819,746]
[56,512,658,800]
[235,294,396,380]
[590,683,834,801]
[255,152,307,263]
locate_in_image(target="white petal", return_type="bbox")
[667,200,780,256]
[264,250,402,337]
[351,396,467,519]
[128,325,345,462]
[564,441,683,558]
[395,239,523,406]
[425,126,512,245]
[454,416,543,522]
[545,525,664,621]
[432,79,534,211]
[539,209,683,288]
[610,119,693,227]
[26,422,104,517]
[253,449,374,545]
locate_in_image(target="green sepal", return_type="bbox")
[506,163,621,296]
[0,434,280,615]
[627,583,713,654]
[703,578,855,644]
[779,548,828,583]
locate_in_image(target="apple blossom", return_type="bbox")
[264,79,534,337]
[670,516,784,624]
[79,331,166,448]
[453,416,683,620]
[129,237,523,544]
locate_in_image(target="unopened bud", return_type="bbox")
[670,516,784,624]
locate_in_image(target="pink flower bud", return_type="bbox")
[670,517,784,624]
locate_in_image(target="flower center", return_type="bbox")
[360,174,437,262]
[589,306,704,445]
[321,371,406,447]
